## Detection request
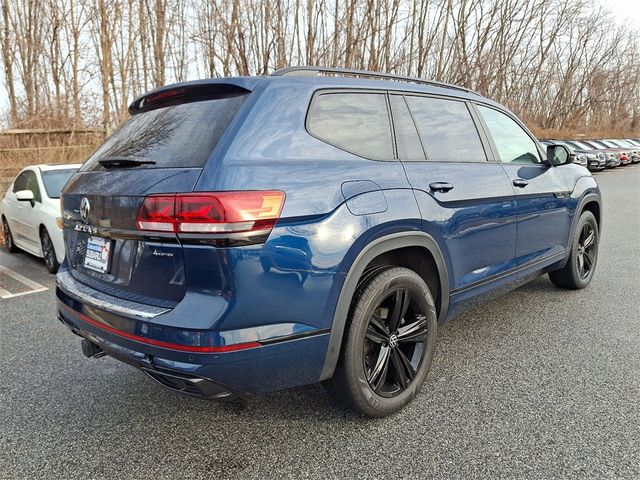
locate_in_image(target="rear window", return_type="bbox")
[82,94,248,170]
[307,92,393,160]
[41,169,78,198]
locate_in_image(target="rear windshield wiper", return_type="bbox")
[97,156,156,168]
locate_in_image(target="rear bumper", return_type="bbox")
[56,283,330,395]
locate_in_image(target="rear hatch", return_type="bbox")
[61,85,250,308]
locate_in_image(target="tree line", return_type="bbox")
[1,0,639,136]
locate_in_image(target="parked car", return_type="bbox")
[624,139,640,159]
[56,67,602,417]
[584,140,631,166]
[1,164,81,273]
[603,139,640,163]
[565,140,620,168]
[541,140,604,171]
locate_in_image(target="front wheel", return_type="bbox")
[40,228,60,274]
[326,267,437,417]
[2,217,19,253]
[549,211,599,289]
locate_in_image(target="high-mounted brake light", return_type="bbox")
[136,191,285,235]
[146,88,185,104]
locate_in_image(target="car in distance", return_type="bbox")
[584,140,631,166]
[2,164,81,273]
[565,140,620,168]
[602,139,640,164]
[56,67,602,417]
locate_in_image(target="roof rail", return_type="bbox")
[270,66,479,95]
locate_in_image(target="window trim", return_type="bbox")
[388,93,427,161]
[470,101,545,164]
[390,92,493,163]
[305,88,397,162]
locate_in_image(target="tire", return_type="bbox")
[549,211,599,289]
[40,228,60,274]
[326,267,437,417]
[2,217,19,253]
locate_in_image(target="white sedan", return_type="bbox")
[1,164,81,273]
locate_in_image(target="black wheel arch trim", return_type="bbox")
[556,192,601,269]
[575,192,601,227]
[319,231,449,381]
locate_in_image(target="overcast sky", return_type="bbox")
[602,0,640,22]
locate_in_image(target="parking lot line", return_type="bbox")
[0,265,48,299]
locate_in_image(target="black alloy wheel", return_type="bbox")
[549,210,599,289]
[576,222,596,280]
[326,267,437,417]
[364,289,429,397]
[40,228,60,274]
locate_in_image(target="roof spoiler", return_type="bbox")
[129,82,252,115]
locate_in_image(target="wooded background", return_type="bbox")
[1,0,639,149]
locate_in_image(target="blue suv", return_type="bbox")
[57,67,602,417]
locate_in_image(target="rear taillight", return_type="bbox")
[136,191,285,234]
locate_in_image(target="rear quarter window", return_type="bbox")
[307,92,393,160]
[82,94,248,170]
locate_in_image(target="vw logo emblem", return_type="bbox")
[80,197,90,223]
[389,334,399,349]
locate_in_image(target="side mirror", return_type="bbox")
[546,144,575,166]
[15,190,35,202]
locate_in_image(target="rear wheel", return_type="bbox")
[549,211,599,289]
[40,228,60,274]
[2,217,19,253]
[326,267,437,417]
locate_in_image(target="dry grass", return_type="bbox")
[0,130,103,179]
[530,126,640,140]
[0,130,103,246]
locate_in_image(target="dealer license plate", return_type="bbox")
[83,236,112,273]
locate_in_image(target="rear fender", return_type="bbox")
[319,231,449,381]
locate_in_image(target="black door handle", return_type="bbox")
[512,178,529,188]
[429,182,454,193]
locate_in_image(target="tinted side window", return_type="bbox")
[477,105,541,164]
[25,171,42,202]
[389,95,425,160]
[13,172,28,192]
[404,96,487,162]
[307,92,393,160]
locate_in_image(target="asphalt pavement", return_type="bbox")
[1,166,639,479]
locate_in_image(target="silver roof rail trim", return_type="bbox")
[270,66,479,95]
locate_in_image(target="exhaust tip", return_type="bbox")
[81,339,105,359]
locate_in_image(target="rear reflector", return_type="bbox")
[136,191,285,234]
[59,302,262,353]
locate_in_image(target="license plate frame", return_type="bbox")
[83,236,112,274]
